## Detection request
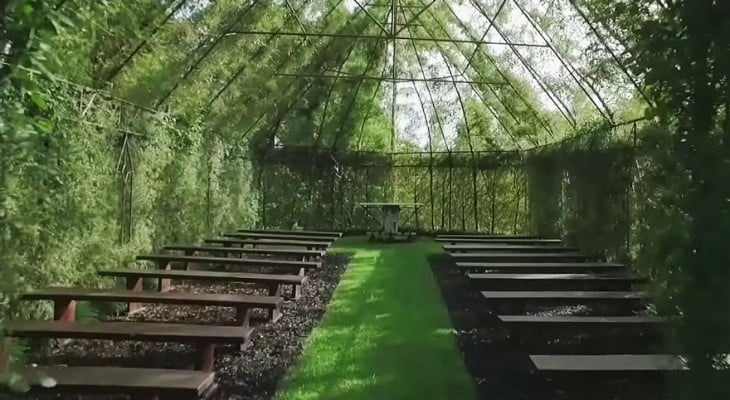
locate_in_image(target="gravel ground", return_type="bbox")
[22,252,351,400]
[428,253,667,400]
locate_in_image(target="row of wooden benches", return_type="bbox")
[4,228,343,399]
[440,234,686,383]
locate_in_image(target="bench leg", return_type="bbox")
[267,283,282,297]
[235,307,251,329]
[271,304,283,323]
[195,343,216,372]
[158,260,172,292]
[127,276,143,313]
[292,283,302,300]
[53,299,75,322]
[298,267,306,277]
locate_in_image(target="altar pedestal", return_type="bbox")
[358,202,422,243]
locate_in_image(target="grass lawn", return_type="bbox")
[274,237,476,400]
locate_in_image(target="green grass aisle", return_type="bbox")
[274,237,476,400]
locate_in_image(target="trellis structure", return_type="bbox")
[86,0,651,236]
[96,0,649,149]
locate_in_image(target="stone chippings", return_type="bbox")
[30,253,351,400]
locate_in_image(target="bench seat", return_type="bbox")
[100,268,306,298]
[450,252,601,262]
[499,315,665,326]
[468,273,645,291]
[136,255,319,290]
[205,238,329,250]
[482,290,647,314]
[529,354,687,377]
[224,232,334,243]
[18,366,216,400]
[457,262,628,274]
[21,287,282,328]
[436,234,547,239]
[162,244,324,260]
[444,244,578,252]
[3,321,252,371]
[237,228,342,238]
[499,315,665,347]
[436,238,563,244]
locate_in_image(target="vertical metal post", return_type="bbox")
[390,0,398,152]
[448,161,453,231]
[429,161,435,231]
[259,164,267,228]
[472,160,479,232]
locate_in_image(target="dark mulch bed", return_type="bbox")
[20,252,351,400]
[428,253,670,400]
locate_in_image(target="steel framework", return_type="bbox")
[97,0,651,154]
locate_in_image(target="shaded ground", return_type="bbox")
[428,252,671,400]
[273,238,476,400]
[20,252,350,400]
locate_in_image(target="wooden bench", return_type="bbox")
[457,262,628,274]
[223,232,334,243]
[238,228,342,238]
[481,290,648,314]
[136,254,319,291]
[3,321,252,371]
[162,244,324,261]
[468,273,645,291]
[436,234,546,239]
[436,237,563,245]
[21,287,282,329]
[100,268,307,299]
[444,244,578,253]
[205,238,330,251]
[16,366,216,399]
[529,354,687,378]
[498,315,665,346]
[450,252,601,262]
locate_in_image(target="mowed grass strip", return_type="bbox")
[274,238,476,400]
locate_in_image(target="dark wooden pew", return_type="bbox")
[162,244,324,261]
[21,287,282,329]
[449,252,602,262]
[223,232,334,243]
[237,228,342,238]
[481,290,648,315]
[16,366,217,400]
[457,262,628,274]
[436,237,563,245]
[100,268,307,299]
[3,321,252,371]
[444,244,579,253]
[468,273,646,291]
[205,238,329,251]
